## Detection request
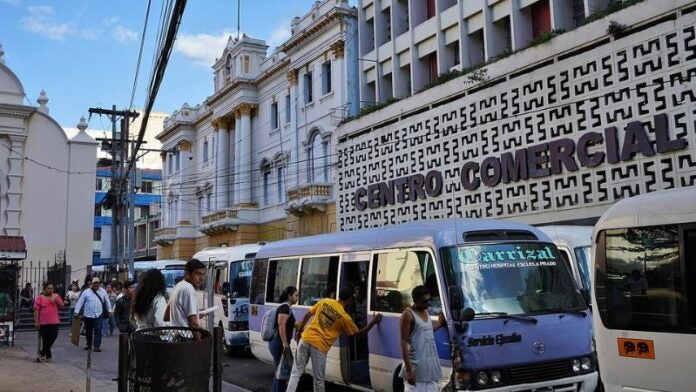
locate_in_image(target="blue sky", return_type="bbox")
[0,0,356,128]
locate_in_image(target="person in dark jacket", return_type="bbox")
[113,280,136,334]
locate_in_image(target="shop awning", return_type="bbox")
[0,236,26,260]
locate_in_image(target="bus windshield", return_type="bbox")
[162,268,185,288]
[442,242,586,316]
[228,260,253,298]
[574,246,592,290]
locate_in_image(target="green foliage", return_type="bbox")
[607,20,627,38]
[579,0,645,27]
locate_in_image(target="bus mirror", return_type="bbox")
[462,307,475,322]
[448,286,465,310]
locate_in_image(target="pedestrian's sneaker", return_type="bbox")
[44,358,52,363]
[36,355,45,363]
[84,346,91,351]
[93,348,102,352]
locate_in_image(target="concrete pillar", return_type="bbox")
[213,118,230,210]
[238,104,254,205]
[234,114,242,205]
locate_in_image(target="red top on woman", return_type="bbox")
[34,295,64,325]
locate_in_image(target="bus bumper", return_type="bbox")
[457,371,598,392]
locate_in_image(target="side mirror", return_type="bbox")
[462,307,475,322]
[448,286,465,311]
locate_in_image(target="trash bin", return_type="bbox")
[130,327,212,392]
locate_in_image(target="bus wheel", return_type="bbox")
[392,367,405,392]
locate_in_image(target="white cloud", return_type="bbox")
[174,30,235,67]
[1,0,20,6]
[112,25,137,44]
[267,20,291,50]
[20,6,73,41]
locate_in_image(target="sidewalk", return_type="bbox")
[1,329,249,392]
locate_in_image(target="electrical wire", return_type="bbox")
[129,0,153,111]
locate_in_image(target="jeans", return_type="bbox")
[39,324,59,359]
[269,334,286,392]
[67,308,75,327]
[83,317,103,349]
[286,340,327,392]
[102,316,114,336]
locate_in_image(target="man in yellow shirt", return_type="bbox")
[287,287,383,392]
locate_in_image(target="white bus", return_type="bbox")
[250,219,596,391]
[91,259,186,293]
[592,187,696,392]
[193,243,264,354]
[539,226,593,295]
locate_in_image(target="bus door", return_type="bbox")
[338,252,371,388]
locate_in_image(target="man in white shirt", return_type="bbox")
[74,277,112,352]
[166,259,206,333]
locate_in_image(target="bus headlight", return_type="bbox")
[490,370,502,384]
[476,371,489,386]
[571,359,581,373]
[453,370,471,390]
[581,357,592,371]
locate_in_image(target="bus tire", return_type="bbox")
[392,366,405,392]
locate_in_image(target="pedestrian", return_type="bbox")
[133,269,168,330]
[66,282,81,333]
[165,259,206,333]
[73,277,112,352]
[33,281,65,363]
[104,283,118,336]
[270,286,299,392]
[114,280,136,334]
[115,281,123,300]
[286,287,383,392]
[399,285,446,392]
[19,283,34,309]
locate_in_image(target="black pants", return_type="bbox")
[83,317,103,349]
[39,324,59,358]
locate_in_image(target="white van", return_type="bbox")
[193,243,264,354]
[539,226,593,293]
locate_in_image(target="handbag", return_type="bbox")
[275,348,294,380]
[91,288,110,319]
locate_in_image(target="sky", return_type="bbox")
[0,0,356,128]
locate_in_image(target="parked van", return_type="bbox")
[539,226,593,294]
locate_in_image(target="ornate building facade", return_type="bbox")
[155,0,358,259]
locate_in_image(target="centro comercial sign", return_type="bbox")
[353,113,688,211]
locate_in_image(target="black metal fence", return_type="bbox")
[15,259,68,299]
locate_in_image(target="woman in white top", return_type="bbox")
[132,269,168,330]
[66,282,81,330]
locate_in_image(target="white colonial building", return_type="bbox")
[0,43,97,283]
[338,0,696,230]
[155,0,358,259]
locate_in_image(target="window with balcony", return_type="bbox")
[304,71,313,103]
[271,101,279,129]
[321,62,332,96]
[285,94,291,123]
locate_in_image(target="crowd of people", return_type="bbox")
[32,259,443,392]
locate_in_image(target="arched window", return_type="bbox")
[308,130,328,183]
[224,54,232,77]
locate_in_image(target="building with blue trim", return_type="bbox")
[93,167,162,266]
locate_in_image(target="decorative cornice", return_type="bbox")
[280,8,355,54]
[207,79,256,106]
[331,40,345,58]
[0,104,35,119]
[178,139,192,152]
[256,58,291,86]
[211,116,233,130]
[286,69,298,86]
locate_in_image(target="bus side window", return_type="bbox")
[371,250,440,314]
[299,256,339,306]
[250,259,269,305]
[265,258,300,303]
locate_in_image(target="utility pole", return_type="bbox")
[89,107,139,277]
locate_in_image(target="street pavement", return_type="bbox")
[2,329,249,392]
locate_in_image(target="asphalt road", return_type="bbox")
[222,351,353,392]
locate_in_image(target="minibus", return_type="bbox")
[193,243,263,354]
[539,226,593,294]
[249,219,597,391]
[592,187,696,392]
[91,259,186,294]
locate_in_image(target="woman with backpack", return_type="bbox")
[270,286,298,392]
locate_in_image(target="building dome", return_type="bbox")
[0,44,26,105]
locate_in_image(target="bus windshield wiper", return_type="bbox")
[475,312,538,324]
[531,308,588,318]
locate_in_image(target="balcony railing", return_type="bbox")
[286,183,333,216]
[153,227,177,244]
[199,209,239,235]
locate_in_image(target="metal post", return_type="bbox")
[128,152,136,280]
[213,326,222,392]
[86,346,92,392]
[117,333,129,392]
[206,257,216,332]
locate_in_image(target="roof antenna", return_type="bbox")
[237,0,241,40]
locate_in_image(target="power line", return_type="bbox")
[129,0,153,110]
